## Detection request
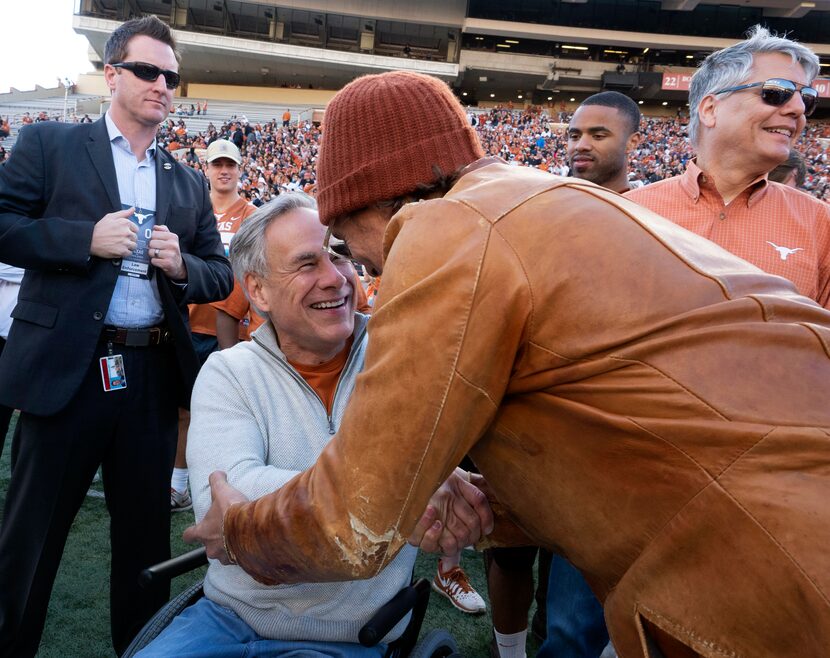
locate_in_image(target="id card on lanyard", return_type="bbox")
[119,203,156,279]
[100,343,127,391]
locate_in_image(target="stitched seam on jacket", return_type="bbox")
[637,605,740,658]
[620,419,742,605]
[526,340,578,362]
[572,184,736,300]
[442,199,536,383]
[709,427,774,480]
[722,480,830,608]
[630,418,830,615]
[626,419,830,611]
[491,223,535,369]
[607,418,720,602]
[746,294,773,321]
[608,355,729,420]
[801,322,830,358]
[456,178,570,225]
[713,434,830,609]
[628,418,715,480]
[379,217,493,568]
[454,371,498,407]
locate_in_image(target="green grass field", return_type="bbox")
[0,415,543,657]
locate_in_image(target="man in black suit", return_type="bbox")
[0,16,232,657]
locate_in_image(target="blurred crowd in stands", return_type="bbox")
[1,105,828,201]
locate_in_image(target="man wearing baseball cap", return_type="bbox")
[188,138,256,360]
[187,71,830,658]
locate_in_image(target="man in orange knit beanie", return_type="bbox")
[187,71,830,658]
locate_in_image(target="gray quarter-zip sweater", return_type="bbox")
[188,314,417,642]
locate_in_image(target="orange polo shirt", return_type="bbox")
[625,160,830,308]
[190,196,257,336]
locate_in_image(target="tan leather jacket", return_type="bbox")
[225,162,830,658]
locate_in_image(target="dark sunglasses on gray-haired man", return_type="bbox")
[713,78,818,117]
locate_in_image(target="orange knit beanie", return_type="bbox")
[316,71,484,226]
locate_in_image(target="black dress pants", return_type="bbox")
[0,340,179,657]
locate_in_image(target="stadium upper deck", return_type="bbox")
[72,0,829,112]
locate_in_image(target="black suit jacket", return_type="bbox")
[0,118,233,415]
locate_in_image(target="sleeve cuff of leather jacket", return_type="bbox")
[221,509,239,566]
[222,500,280,585]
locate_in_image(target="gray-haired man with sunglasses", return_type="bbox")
[627,25,829,309]
[0,15,232,657]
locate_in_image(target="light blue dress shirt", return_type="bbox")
[103,112,165,327]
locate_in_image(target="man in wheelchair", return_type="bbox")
[136,193,487,657]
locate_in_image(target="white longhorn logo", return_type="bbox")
[134,211,152,225]
[766,241,803,261]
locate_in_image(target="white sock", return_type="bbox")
[171,467,188,493]
[494,629,527,658]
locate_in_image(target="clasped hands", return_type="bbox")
[183,467,494,565]
[90,208,187,280]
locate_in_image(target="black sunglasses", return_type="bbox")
[713,78,818,117]
[112,61,181,90]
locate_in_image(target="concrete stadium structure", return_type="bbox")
[66,0,829,116]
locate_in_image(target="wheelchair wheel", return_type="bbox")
[122,581,204,657]
[407,629,459,658]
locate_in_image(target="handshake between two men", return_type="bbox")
[184,467,497,569]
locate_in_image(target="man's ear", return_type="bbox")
[698,95,718,130]
[244,273,270,314]
[626,131,641,153]
[104,64,117,93]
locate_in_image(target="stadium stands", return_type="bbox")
[2,100,828,201]
[69,0,830,111]
[2,1,828,195]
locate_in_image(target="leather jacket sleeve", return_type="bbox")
[224,196,530,585]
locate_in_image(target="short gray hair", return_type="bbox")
[229,191,317,288]
[688,25,820,145]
